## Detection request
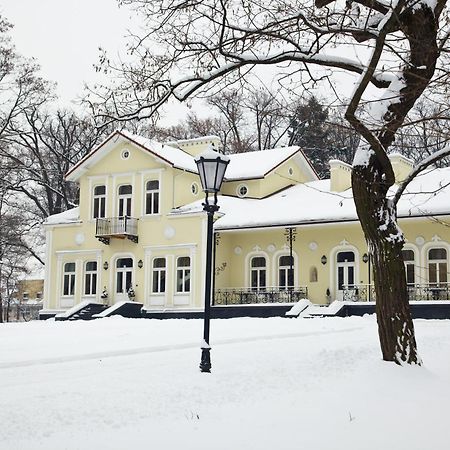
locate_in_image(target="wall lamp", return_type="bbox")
[137,259,143,269]
[321,255,327,265]
[103,261,109,270]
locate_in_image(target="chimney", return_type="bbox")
[389,153,414,182]
[329,159,352,192]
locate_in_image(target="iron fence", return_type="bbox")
[214,286,308,305]
[342,283,450,302]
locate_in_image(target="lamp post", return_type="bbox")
[195,145,230,373]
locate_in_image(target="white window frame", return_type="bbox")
[250,256,267,291]
[278,254,295,290]
[152,257,166,293]
[92,185,106,219]
[84,261,98,296]
[118,184,133,217]
[176,256,191,293]
[145,180,160,215]
[427,247,448,286]
[62,262,76,297]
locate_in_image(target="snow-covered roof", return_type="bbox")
[173,167,450,230]
[44,207,80,226]
[66,130,315,182]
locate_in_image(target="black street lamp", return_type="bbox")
[195,145,230,373]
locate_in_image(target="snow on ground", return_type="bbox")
[0,315,449,450]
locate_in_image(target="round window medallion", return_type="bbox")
[164,226,176,240]
[415,236,425,246]
[121,149,130,159]
[191,182,199,195]
[237,184,248,198]
[74,233,85,246]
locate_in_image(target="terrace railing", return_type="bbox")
[214,286,308,305]
[95,216,139,244]
[342,283,450,302]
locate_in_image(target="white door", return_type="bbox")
[336,251,355,300]
[118,185,132,217]
[115,258,133,302]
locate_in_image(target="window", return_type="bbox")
[152,258,166,293]
[93,185,106,218]
[191,182,199,195]
[145,180,159,215]
[121,149,130,159]
[402,249,415,285]
[118,184,132,217]
[251,256,266,291]
[176,257,191,293]
[237,184,248,198]
[63,262,76,296]
[84,261,97,296]
[428,248,447,286]
[278,255,294,289]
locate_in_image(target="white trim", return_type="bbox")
[109,253,136,304]
[141,172,162,217]
[329,243,360,300]
[55,249,103,255]
[421,241,450,285]
[143,243,197,251]
[43,229,52,310]
[402,244,420,285]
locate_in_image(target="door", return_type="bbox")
[118,185,132,217]
[336,251,355,300]
[115,258,133,302]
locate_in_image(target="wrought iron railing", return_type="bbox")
[214,286,308,305]
[342,283,450,302]
[95,217,138,244]
[342,284,376,302]
[407,283,450,301]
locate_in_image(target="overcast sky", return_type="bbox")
[1,0,135,105]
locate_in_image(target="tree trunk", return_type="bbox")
[352,164,420,364]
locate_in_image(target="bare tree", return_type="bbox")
[1,108,111,218]
[92,0,449,365]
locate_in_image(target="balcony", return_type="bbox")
[342,283,450,302]
[214,286,308,305]
[95,217,138,245]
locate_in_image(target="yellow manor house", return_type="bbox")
[40,130,450,320]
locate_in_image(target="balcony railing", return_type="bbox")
[342,283,450,302]
[95,216,138,244]
[214,286,308,305]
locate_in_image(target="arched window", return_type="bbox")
[84,261,97,295]
[402,249,415,285]
[93,185,106,218]
[145,180,160,215]
[251,256,266,291]
[63,262,76,296]
[278,255,294,289]
[176,257,191,293]
[152,258,166,293]
[118,184,132,217]
[428,248,447,286]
